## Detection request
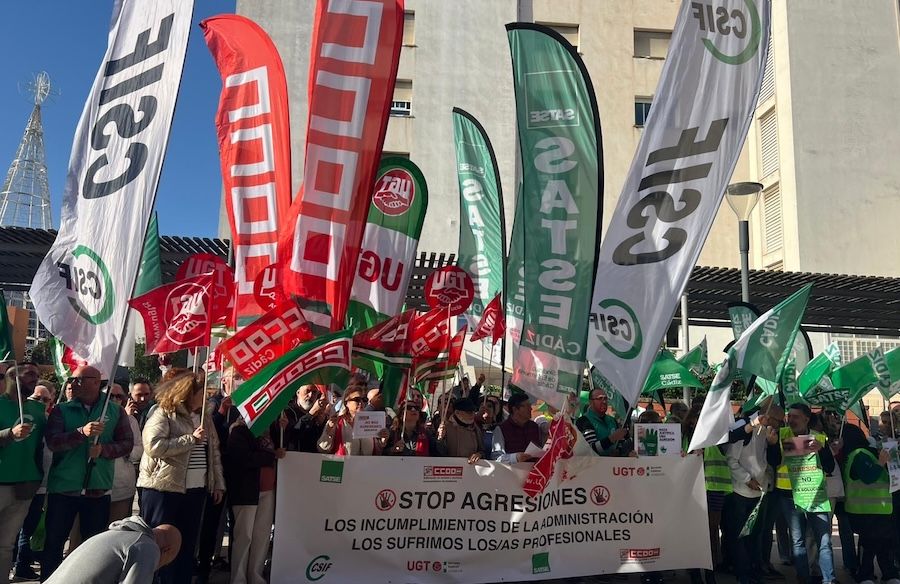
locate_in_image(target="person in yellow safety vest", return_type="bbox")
[840,428,899,584]
[769,403,836,584]
[682,405,729,584]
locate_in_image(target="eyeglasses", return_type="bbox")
[591,396,609,401]
[67,376,99,386]
[405,404,420,412]
[29,396,52,404]
[346,397,368,404]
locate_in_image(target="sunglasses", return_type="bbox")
[30,396,52,404]
[405,404,420,412]
[346,397,368,404]
[67,376,99,386]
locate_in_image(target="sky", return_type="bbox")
[0,1,236,239]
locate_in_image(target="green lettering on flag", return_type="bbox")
[507,24,603,408]
[231,329,353,436]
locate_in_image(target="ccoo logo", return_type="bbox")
[592,298,642,360]
[692,0,763,65]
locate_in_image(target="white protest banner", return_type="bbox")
[352,411,386,439]
[635,424,681,457]
[586,0,771,407]
[272,454,711,583]
[883,440,900,493]
[29,0,194,371]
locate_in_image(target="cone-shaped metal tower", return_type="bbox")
[0,72,53,229]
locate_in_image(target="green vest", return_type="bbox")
[704,446,733,494]
[843,448,892,515]
[48,399,121,494]
[0,396,46,483]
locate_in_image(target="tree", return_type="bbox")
[129,342,161,385]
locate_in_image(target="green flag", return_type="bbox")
[679,338,709,376]
[831,346,900,404]
[506,23,603,407]
[798,343,842,397]
[136,212,162,294]
[0,291,14,361]
[689,285,812,452]
[642,349,704,396]
[453,108,506,332]
[231,329,353,436]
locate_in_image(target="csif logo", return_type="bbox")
[691,0,762,65]
[57,245,115,325]
[592,298,642,360]
[305,555,332,581]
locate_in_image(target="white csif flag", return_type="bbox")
[586,0,771,407]
[30,0,193,372]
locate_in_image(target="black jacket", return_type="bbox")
[224,424,276,506]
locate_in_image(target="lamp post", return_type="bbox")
[725,182,762,303]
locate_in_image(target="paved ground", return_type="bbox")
[12,519,865,583]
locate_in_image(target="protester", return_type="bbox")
[43,517,181,584]
[464,373,486,403]
[822,409,859,576]
[771,403,837,584]
[725,402,784,584]
[139,372,225,584]
[431,392,455,430]
[108,383,142,523]
[435,398,483,462]
[225,416,285,584]
[576,387,628,456]
[840,425,899,584]
[384,390,437,456]
[285,384,330,453]
[667,400,689,424]
[42,365,133,581]
[491,393,541,464]
[0,363,46,584]
[318,385,386,455]
[31,382,55,412]
[126,378,154,431]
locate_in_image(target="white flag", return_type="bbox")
[30,0,193,371]
[586,0,771,407]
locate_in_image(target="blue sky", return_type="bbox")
[0,1,236,238]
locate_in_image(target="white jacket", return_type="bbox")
[726,430,771,498]
[111,415,143,502]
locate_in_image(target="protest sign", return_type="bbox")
[883,440,900,493]
[352,411,386,439]
[272,454,711,583]
[784,452,829,513]
[635,424,681,457]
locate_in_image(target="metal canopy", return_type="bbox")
[2,227,899,336]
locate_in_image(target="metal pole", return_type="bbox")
[739,220,751,303]
[680,294,691,406]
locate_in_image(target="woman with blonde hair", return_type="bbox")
[138,372,225,584]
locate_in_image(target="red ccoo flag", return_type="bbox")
[470,293,505,344]
[129,273,216,355]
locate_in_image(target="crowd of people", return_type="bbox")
[1,358,900,584]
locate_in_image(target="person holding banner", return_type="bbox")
[318,386,385,456]
[841,428,900,584]
[436,398,484,463]
[383,390,436,457]
[491,393,541,464]
[576,388,629,457]
[138,372,225,584]
[0,363,46,584]
[42,366,134,581]
[771,403,837,584]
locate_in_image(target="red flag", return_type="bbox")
[413,325,467,383]
[277,0,404,332]
[409,307,451,360]
[216,297,314,379]
[470,293,505,344]
[129,273,216,355]
[202,15,293,325]
[352,309,416,366]
[523,416,577,498]
[175,253,235,327]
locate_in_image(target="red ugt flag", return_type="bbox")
[470,293,505,344]
[523,416,576,498]
[129,273,216,355]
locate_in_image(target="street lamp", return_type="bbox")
[725,182,763,303]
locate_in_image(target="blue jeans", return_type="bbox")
[779,492,834,582]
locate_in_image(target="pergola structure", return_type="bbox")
[3,226,900,337]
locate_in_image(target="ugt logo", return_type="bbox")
[373,168,415,216]
[691,0,763,65]
[164,282,209,345]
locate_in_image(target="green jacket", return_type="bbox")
[0,396,46,483]
[47,398,124,494]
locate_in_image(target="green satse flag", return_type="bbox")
[642,349,704,395]
[679,338,709,376]
[831,345,900,404]
[798,343,842,397]
[231,329,353,435]
[453,108,506,332]
[505,187,525,350]
[346,158,428,332]
[0,291,14,360]
[689,285,811,452]
[507,24,603,407]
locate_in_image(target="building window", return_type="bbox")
[759,108,778,177]
[765,260,783,271]
[634,30,671,59]
[403,11,415,46]
[762,183,782,253]
[757,34,775,104]
[537,22,580,52]
[634,99,652,127]
[833,334,900,362]
[391,80,412,116]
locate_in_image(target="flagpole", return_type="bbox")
[4,360,25,425]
